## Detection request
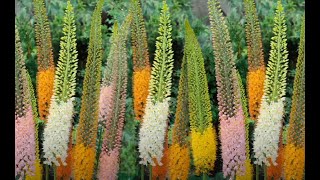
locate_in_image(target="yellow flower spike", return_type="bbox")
[236,159,253,180]
[25,159,42,180]
[191,127,217,175]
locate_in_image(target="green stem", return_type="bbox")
[45,165,49,180]
[53,165,56,180]
[264,164,267,180]
[141,165,144,180]
[256,165,259,180]
[202,173,207,180]
[149,164,152,180]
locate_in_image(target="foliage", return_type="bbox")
[15,0,304,178]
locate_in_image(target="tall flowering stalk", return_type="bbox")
[138,0,174,167]
[236,71,253,180]
[284,15,305,180]
[42,1,78,168]
[25,73,43,180]
[185,20,217,176]
[253,0,289,167]
[244,0,266,120]
[97,13,133,180]
[168,53,190,180]
[208,0,247,178]
[93,23,119,178]
[73,0,104,179]
[131,0,151,121]
[15,24,37,179]
[33,0,55,121]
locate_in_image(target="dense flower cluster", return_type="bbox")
[169,144,190,180]
[253,97,285,166]
[236,159,253,180]
[97,149,119,180]
[56,135,73,179]
[33,0,55,122]
[152,135,169,180]
[37,67,55,120]
[236,71,253,180]
[98,85,114,126]
[138,97,170,166]
[25,159,42,180]
[247,67,265,120]
[267,143,284,180]
[131,0,151,121]
[191,127,217,175]
[284,143,305,180]
[169,46,190,180]
[15,106,36,178]
[43,98,74,166]
[208,0,247,177]
[133,67,151,121]
[244,0,266,120]
[73,143,96,179]
[220,107,247,177]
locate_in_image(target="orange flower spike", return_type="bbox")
[33,0,55,121]
[284,15,305,180]
[169,144,190,180]
[284,144,304,180]
[133,67,151,120]
[57,135,73,179]
[247,66,266,119]
[73,0,104,178]
[37,67,55,121]
[168,46,190,180]
[131,0,151,121]
[73,143,96,180]
[267,144,285,180]
[152,130,169,180]
[243,0,266,120]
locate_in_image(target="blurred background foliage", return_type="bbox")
[15,0,304,178]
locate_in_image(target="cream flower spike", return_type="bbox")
[138,96,170,166]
